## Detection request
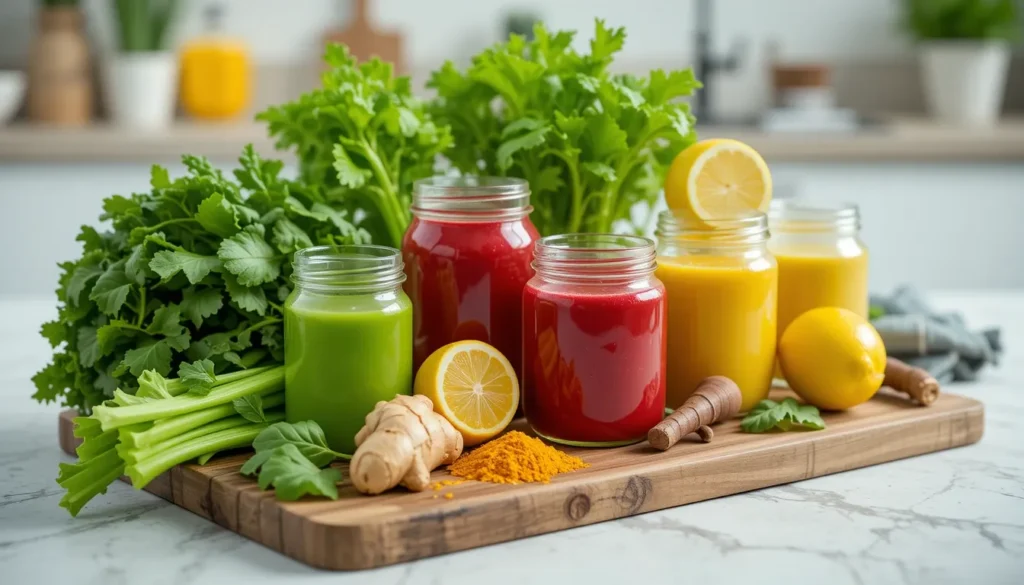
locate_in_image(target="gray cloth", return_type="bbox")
[870,286,1002,383]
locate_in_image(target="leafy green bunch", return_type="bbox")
[33,146,367,413]
[259,44,453,248]
[429,19,700,236]
[902,0,1020,41]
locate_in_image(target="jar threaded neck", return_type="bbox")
[292,245,405,294]
[533,234,657,283]
[412,176,531,222]
[768,200,860,235]
[656,211,770,246]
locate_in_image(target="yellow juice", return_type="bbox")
[775,250,869,339]
[657,256,778,411]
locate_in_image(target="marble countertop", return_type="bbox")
[2,293,1022,584]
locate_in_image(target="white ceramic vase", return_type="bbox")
[919,41,1010,127]
[106,51,177,129]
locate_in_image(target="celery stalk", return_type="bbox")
[120,410,285,465]
[125,424,270,488]
[75,429,119,460]
[93,367,283,430]
[119,391,284,449]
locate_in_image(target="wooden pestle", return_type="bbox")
[648,376,742,450]
[883,357,940,406]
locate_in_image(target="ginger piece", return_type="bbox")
[883,357,940,406]
[648,376,742,450]
[351,395,464,495]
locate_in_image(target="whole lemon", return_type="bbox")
[778,307,886,410]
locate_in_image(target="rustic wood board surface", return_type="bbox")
[58,390,984,571]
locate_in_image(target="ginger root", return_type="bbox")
[351,395,464,495]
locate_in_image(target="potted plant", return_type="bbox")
[106,0,179,128]
[27,0,93,126]
[901,0,1020,126]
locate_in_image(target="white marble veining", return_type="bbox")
[2,293,1022,585]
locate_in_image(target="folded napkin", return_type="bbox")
[870,286,1002,383]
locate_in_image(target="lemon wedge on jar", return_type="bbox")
[414,340,519,446]
[663,138,772,219]
[778,307,886,411]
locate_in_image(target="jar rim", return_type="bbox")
[656,210,770,244]
[533,233,657,283]
[768,199,860,233]
[412,175,531,221]
[292,245,406,294]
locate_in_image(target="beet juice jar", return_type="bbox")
[522,234,667,447]
[403,177,539,379]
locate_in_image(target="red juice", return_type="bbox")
[402,177,538,379]
[522,281,667,446]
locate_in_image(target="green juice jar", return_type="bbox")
[284,245,413,454]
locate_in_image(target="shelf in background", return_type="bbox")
[1,116,1023,164]
[0,121,284,163]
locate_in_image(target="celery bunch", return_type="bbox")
[58,365,284,517]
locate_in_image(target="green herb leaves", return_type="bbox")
[35,146,364,413]
[429,19,699,236]
[258,44,451,249]
[741,398,827,433]
[240,421,348,501]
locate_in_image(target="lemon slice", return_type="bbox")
[664,138,772,219]
[414,341,519,446]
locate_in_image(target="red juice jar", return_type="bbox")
[522,234,667,446]
[402,177,538,379]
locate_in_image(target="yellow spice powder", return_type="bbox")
[448,431,588,484]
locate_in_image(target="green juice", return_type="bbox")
[284,289,413,454]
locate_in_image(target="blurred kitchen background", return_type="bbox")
[1,0,1023,297]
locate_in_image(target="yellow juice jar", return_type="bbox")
[655,211,778,411]
[768,201,869,341]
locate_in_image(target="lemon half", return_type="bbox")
[664,138,772,219]
[414,341,519,446]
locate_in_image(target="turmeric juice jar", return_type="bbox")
[655,211,778,412]
[767,200,869,342]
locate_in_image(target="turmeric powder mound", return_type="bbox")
[448,431,588,484]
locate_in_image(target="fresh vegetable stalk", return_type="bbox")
[429,19,700,236]
[58,364,284,517]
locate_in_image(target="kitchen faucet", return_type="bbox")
[694,0,746,123]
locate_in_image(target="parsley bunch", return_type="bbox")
[428,19,700,236]
[259,44,452,248]
[33,147,367,413]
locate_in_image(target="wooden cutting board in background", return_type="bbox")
[58,390,983,570]
[323,0,404,72]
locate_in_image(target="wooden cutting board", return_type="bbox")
[58,390,983,571]
[323,0,403,72]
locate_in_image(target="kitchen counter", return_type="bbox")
[2,292,1022,585]
[2,117,1024,163]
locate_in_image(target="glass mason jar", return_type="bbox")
[285,245,413,454]
[522,234,667,447]
[403,177,539,381]
[767,200,869,341]
[656,211,778,412]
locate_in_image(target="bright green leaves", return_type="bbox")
[223,272,268,316]
[241,421,346,501]
[258,43,452,248]
[89,262,133,315]
[429,19,698,236]
[150,250,221,284]
[196,192,240,238]
[178,359,217,395]
[122,339,174,377]
[218,226,280,287]
[233,394,267,423]
[180,287,222,328]
[271,218,313,254]
[255,444,342,501]
[741,398,827,433]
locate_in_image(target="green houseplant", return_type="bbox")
[900,0,1020,125]
[106,0,181,128]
